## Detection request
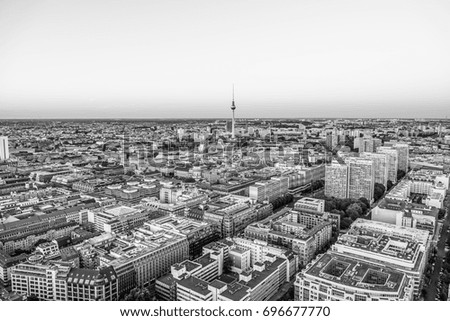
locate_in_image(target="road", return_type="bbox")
[424,202,450,301]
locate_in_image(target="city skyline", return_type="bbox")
[1,0,450,119]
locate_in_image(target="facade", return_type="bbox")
[91,205,151,233]
[324,160,348,199]
[346,157,375,201]
[294,197,325,213]
[360,152,389,187]
[204,196,272,238]
[67,267,118,301]
[249,176,289,202]
[11,256,72,301]
[377,147,399,183]
[0,250,28,286]
[372,198,438,235]
[394,143,410,173]
[104,229,189,296]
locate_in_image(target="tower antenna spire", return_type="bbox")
[232,84,235,107]
[230,84,236,139]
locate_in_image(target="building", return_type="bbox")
[249,176,289,203]
[144,215,220,259]
[103,228,189,296]
[67,267,118,301]
[11,255,72,301]
[332,219,430,298]
[218,255,288,301]
[0,250,28,286]
[91,205,155,233]
[325,160,348,199]
[245,209,333,266]
[0,136,9,161]
[230,237,298,279]
[294,197,325,213]
[360,152,389,187]
[346,157,374,201]
[294,252,414,301]
[204,195,272,238]
[372,198,439,235]
[377,147,399,183]
[394,143,410,173]
[156,250,224,301]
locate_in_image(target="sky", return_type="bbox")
[1,0,450,119]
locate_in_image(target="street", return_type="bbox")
[424,201,450,301]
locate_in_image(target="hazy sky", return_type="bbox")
[1,0,450,119]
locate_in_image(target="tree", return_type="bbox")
[387,180,394,190]
[338,198,353,211]
[358,197,370,209]
[331,209,345,217]
[27,295,40,301]
[397,170,406,181]
[325,199,337,212]
[340,217,353,230]
[373,183,386,202]
[124,287,152,301]
[346,203,363,220]
[438,208,446,220]
[357,201,368,214]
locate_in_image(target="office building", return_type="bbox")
[11,256,72,301]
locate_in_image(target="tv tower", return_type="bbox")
[231,84,236,139]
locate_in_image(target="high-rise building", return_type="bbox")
[360,152,389,187]
[377,147,399,183]
[0,136,9,161]
[394,143,409,173]
[346,157,374,201]
[354,137,381,153]
[324,160,348,199]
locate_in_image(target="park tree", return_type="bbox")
[358,197,370,209]
[346,203,363,220]
[124,287,152,301]
[387,180,394,190]
[340,217,353,230]
[373,183,386,202]
[397,170,406,181]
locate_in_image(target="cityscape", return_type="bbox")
[0,112,450,302]
[1,0,450,306]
